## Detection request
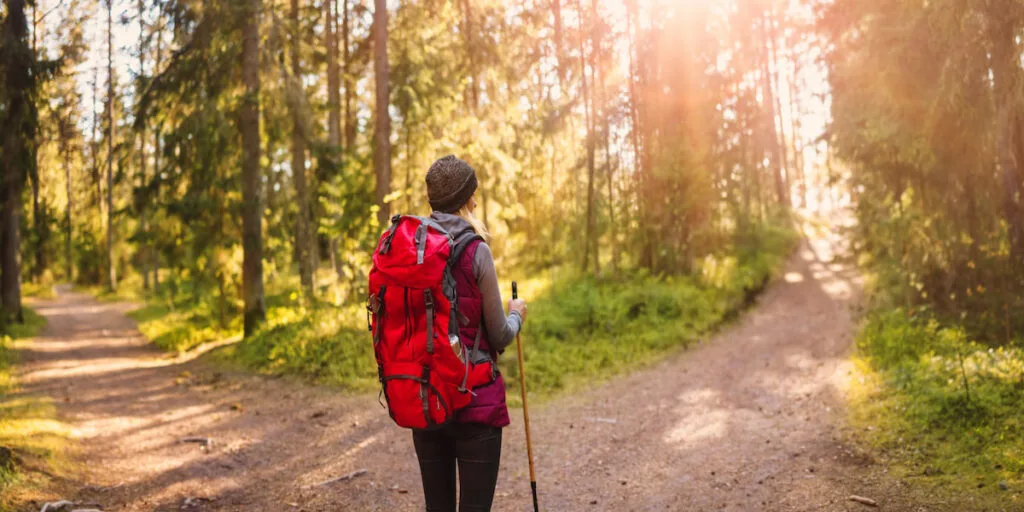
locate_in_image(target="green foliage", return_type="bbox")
[827,0,1024,345]
[219,303,378,391]
[130,299,240,353]
[0,309,71,510]
[504,221,796,399]
[851,301,1024,502]
[132,221,795,399]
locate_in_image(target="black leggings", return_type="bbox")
[412,422,503,512]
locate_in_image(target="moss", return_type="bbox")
[0,308,72,511]
[849,307,1024,507]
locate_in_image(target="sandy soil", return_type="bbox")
[14,226,968,511]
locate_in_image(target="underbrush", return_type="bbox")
[0,309,71,511]
[127,222,796,398]
[850,304,1024,506]
[503,222,796,400]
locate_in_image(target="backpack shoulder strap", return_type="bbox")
[449,233,484,269]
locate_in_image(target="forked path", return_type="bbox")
[19,227,951,511]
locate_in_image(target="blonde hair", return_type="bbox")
[456,203,490,241]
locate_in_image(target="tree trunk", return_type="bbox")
[576,0,596,273]
[990,13,1024,262]
[152,25,162,290]
[106,0,117,292]
[138,0,149,292]
[373,0,391,226]
[327,0,341,151]
[62,123,72,282]
[767,9,790,200]
[1,0,30,323]
[31,162,42,280]
[460,0,478,110]
[343,0,356,152]
[326,0,344,279]
[626,0,653,269]
[241,0,266,336]
[405,124,412,212]
[759,14,787,209]
[787,47,805,208]
[553,0,564,85]
[30,3,43,282]
[291,0,315,300]
[91,62,101,212]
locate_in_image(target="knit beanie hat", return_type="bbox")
[426,155,478,214]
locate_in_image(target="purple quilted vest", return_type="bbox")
[453,239,511,428]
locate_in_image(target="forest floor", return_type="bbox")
[13,222,990,511]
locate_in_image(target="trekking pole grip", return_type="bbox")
[512,281,518,300]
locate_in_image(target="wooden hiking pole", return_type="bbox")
[512,281,539,512]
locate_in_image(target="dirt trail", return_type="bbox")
[17,225,951,511]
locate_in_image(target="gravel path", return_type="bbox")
[16,226,957,511]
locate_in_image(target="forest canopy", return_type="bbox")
[3,0,826,335]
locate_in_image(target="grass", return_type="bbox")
[848,303,1024,507]
[123,221,797,401]
[500,223,796,402]
[21,281,55,299]
[0,308,74,512]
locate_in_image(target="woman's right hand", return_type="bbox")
[509,299,528,324]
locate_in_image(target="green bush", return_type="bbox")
[218,303,378,390]
[503,221,797,400]
[852,307,1024,500]
[132,221,796,399]
[0,308,68,509]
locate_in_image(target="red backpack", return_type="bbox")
[367,215,495,429]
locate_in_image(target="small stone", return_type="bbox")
[999,481,1009,491]
[590,500,598,505]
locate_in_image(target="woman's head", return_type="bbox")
[426,155,478,214]
[426,155,488,239]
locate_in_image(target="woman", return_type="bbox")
[414,155,528,512]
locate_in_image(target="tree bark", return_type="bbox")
[62,120,72,282]
[553,0,564,85]
[759,13,787,209]
[327,0,341,151]
[91,61,101,211]
[1,0,30,323]
[343,0,356,152]
[138,0,149,292]
[152,21,162,289]
[460,0,478,110]
[576,0,596,273]
[326,0,344,279]
[786,43,805,208]
[291,0,315,300]
[989,11,1024,262]
[31,157,42,280]
[767,9,790,200]
[373,0,391,226]
[30,4,43,282]
[241,0,266,335]
[106,0,117,291]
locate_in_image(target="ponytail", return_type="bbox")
[456,204,490,242]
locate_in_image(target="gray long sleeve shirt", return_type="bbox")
[431,213,522,351]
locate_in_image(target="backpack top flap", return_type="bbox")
[372,216,454,288]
